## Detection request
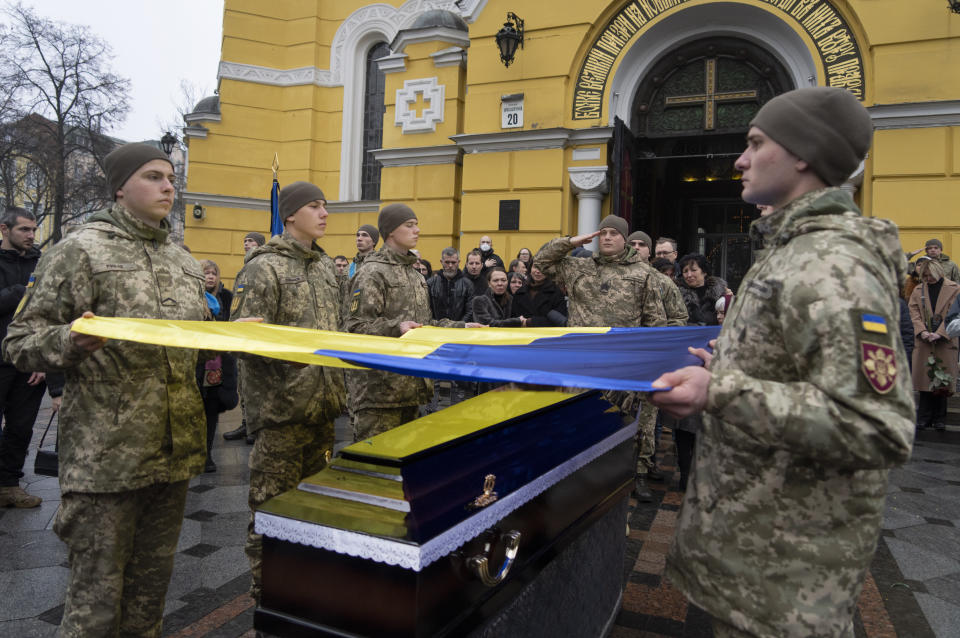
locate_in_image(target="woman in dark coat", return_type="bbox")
[511,264,567,327]
[676,253,727,326]
[670,254,728,491]
[472,268,525,327]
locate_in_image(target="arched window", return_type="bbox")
[360,42,390,201]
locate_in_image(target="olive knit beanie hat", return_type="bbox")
[378,203,417,240]
[749,87,872,187]
[244,231,266,246]
[627,230,652,248]
[279,182,326,221]
[598,215,628,239]
[104,143,173,200]
[358,223,380,246]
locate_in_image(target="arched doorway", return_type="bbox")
[611,37,793,290]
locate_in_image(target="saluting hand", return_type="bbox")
[569,230,601,247]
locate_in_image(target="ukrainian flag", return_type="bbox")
[861,313,888,334]
[70,318,720,392]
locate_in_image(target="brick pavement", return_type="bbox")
[1,394,959,637]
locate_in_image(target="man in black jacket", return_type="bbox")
[427,247,474,321]
[0,207,46,508]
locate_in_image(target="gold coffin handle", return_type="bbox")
[467,530,522,587]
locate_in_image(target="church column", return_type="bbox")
[569,167,609,252]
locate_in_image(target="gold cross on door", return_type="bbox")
[664,58,758,130]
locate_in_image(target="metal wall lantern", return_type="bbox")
[160,131,178,155]
[950,0,960,13]
[495,13,524,67]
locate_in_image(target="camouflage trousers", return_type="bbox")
[636,400,657,475]
[604,390,656,475]
[712,616,853,638]
[246,421,334,600]
[54,481,189,638]
[352,405,419,442]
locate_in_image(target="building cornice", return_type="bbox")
[451,127,614,154]
[372,145,461,167]
[182,191,380,214]
[391,26,470,54]
[183,192,268,211]
[431,46,466,68]
[868,101,960,129]
[182,125,208,140]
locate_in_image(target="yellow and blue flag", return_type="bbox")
[69,318,720,392]
[861,313,888,334]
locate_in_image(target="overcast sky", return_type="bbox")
[15,0,225,143]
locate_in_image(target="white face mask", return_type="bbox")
[480,243,491,252]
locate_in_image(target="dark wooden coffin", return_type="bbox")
[254,388,635,637]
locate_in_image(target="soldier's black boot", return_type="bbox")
[633,474,653,502]
[223,425,246,441]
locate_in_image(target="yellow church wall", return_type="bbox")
[187,0,960,284]
[873,41,960,104]
[874,128,949,177]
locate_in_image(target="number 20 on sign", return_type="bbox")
[501,102,523,129]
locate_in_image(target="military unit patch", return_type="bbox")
[860,313,888,334]
[861,341,896,394]
[350,289,360,313]
[231,283,243,314]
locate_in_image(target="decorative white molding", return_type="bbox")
[327,201,381,214]
[396,77,445,134]
[183,191,269,211]
[377,52,408,74]
[868,101,960,129]
[182,191,380,214]
[431,46,466,68]
[182,126,209,140]
[569,166,609,194]
[451,127,612,155]
[608,3,818,126]
[569,127,614,145]
[372,145,461,167]
[256,423,636,572]
[184,112,221,124]
[452,128,569,154]
[572,148,602,161]
[392,26,470,54]
[217,61,326,87]
[456,0,487,23]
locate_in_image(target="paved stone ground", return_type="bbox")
[1,392,959,637]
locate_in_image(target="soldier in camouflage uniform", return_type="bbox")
[652,88,915,638]
[344,203,477,440]
[535,215,667,501]
[230,181,346,601]
[628,230,688,484]
[2,143,208,638]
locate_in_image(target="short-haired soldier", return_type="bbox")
[230,181,346,602]
[652,88,915,638]
[3,142,209,637]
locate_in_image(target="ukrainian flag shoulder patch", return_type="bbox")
[861,313,888,334]
[26,275,35,288]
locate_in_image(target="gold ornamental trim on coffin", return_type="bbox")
[573,0,866,120]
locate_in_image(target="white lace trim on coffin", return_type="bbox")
[255,423,636,572]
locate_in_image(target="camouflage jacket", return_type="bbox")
[534,238,666,328]
[2,204,207,493]
[344,245,463,409]
[232,232,345,432]
[935,253,960,283]
[666,188,915,638]
[653,270,688,326]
